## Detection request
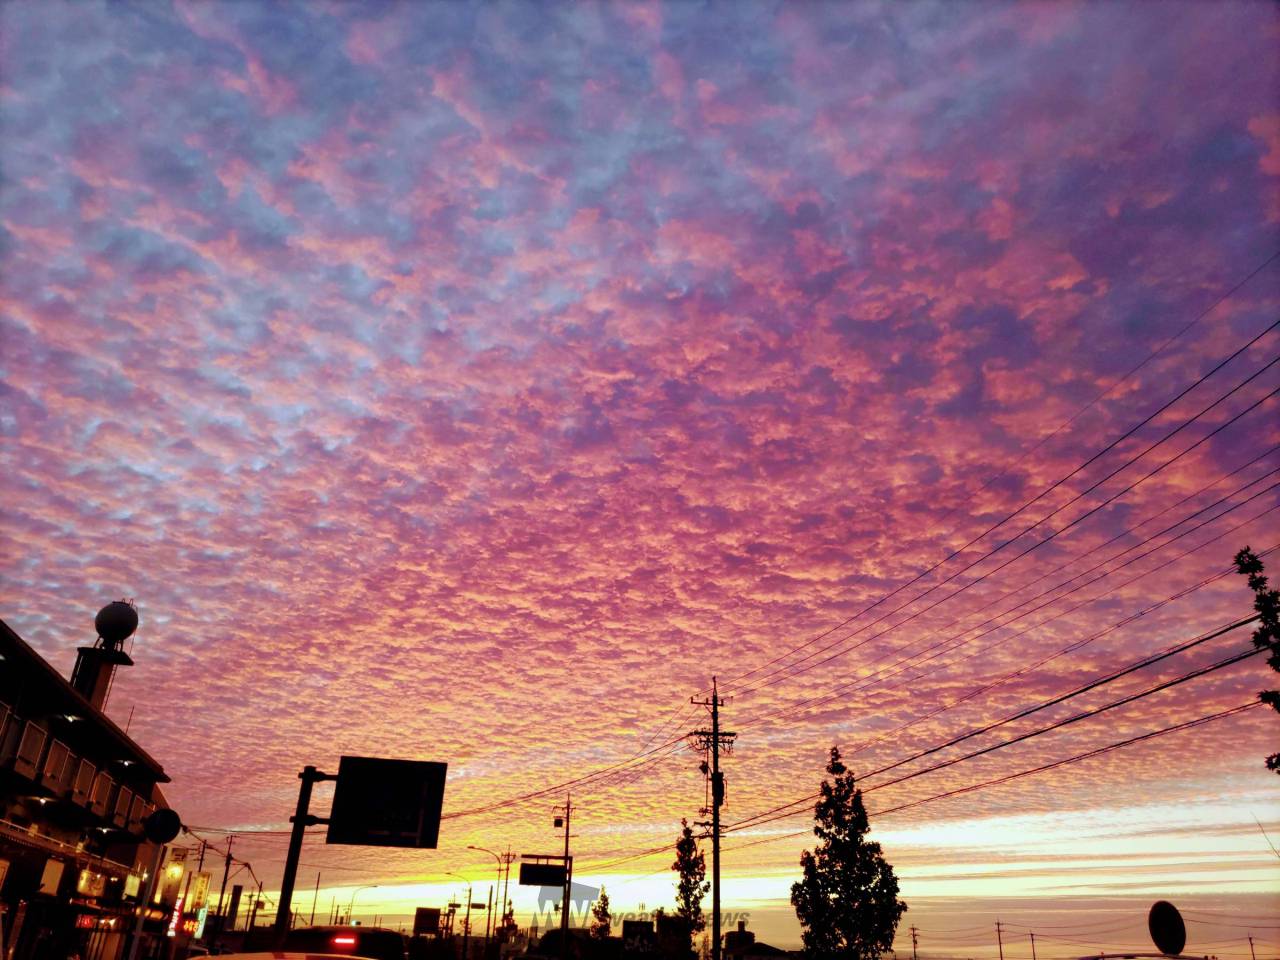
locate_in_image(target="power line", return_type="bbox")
[730,700,1264,846]
[857,641,1265,797]
[438,732,690,821]
[843,541,1279,760]
[733,479,1280,733]
[728,356,1279,699]
[866,701,1261,819]
[712,312,1280,696]
[724,619,1260,832]
[617,700,1265,868]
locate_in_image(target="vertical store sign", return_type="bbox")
[167,897,185,938]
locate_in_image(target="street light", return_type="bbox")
[467,845,503,946]
[347,885,378,925]
[447,873,474,960]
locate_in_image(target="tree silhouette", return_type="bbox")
[590,887,612,941]
[672,818,708,953]
[791,747,906,960]
[1233,547,1280,773]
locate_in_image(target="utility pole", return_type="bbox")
[463,890,473,960]
[556,795,573,960]
[911,925,918,960]
[501,847,515,934]
[996,922,1004,960]
[1030,932,1037,960]
[690,677,736,960]
[483,885,493,957]
[246,880,263,933]
[310,873,321,926]
[215,836,235,941]
[1248,936,1256,960]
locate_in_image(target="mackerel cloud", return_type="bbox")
[2,0,1278,891]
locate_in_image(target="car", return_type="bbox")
[282,926,410,960]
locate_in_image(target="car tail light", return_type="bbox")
[332,935,357,947]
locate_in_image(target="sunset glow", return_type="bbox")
[2,1,1278,955]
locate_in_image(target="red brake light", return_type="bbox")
[332,935,357,946]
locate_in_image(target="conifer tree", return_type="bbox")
[590,887,612,940]
[672,818,709,954]
[791,747,906,960]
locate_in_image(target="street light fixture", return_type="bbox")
[468,846,504,951]
[347,885,378,925]
[447,872,474,960]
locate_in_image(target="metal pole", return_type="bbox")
[310,873,321,926]
[996,922,1004,960]
[507,849,514,927]
[690,680,733,960]
[246,882,262,933]
[561,795,572,960]
[348,886,377,925]
[484,886,493,957]
[214,836,235,940]
[1030,932,1036,960]
[463,886,473,960]
[276,766,334,939]
[501,849,513,935]
[126,843,167,960]
[711,678,721,960]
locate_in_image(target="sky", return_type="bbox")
[2,0,1279,953]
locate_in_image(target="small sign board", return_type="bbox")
[413,908,441,937]
[1149,901,1186,956]
[622,920,656,953]
[326,756,448,849]
[519,862,566,887]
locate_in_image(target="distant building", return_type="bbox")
[0,604,172,960]
[724,921,795,960]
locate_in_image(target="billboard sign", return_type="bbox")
[227,885,243,929]
[518,862,566,887]
[325,756,448,849]
[414,908,441,937]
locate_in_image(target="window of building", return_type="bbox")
[14,720,47,779]
[0,701,11,762]
[128,794,151,831]
[89,771,114,817]
[41,739,73,792]
[72,758,97,805]
[112,786,133,827]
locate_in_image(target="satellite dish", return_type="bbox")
[144,808,182,845]
[1149,901,1186,956]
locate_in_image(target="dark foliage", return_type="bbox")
[791,747,906,960]
[1233,547,1280,772]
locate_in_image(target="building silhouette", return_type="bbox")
[0,606,172,960]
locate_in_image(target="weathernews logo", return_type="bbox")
[529,889,749,933]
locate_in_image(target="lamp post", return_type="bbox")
[347,885,378,925]
[467,846,506,946]
[447,873,474,960]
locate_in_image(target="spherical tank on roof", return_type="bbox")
[95,599,138,645]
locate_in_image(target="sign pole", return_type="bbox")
[275,766,336,941]
[125,843,167,960]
